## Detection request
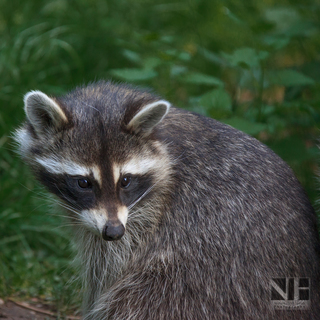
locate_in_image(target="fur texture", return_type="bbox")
[15,81,320,319]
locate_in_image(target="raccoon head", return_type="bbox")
[14,83,172,242]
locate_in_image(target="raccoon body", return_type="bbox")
[15,81,320,319]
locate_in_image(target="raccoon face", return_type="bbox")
[14,85,172,241]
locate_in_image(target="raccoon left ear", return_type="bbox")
[24,90,68,136]
[127,100,170,135]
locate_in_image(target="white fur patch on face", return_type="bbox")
[113,163,120,185]
[117,206,128,226]
[81,208,106,235]
[121,157,160,176]
[81,207,128,235]
[35,157,90,176]
[91,166,102,187]
[13,128,32,155]
[35,156,102,186]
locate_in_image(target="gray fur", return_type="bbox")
[14,81,320,319]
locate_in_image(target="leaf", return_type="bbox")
[198,47,226,66]
[142,57,161,70]
[170,65,187,77]
[263,36,290,50]
[122,50,141,63]
[109,68,158,81]
[267,70,314,87]
[265,7,300,33]
[178,51,191,61]
[180,72,224,86]
[222,117,267,135]
[268,137,315,163]
[222,48,269,69]
[199,89,232,111]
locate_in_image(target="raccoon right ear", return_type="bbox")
[24,91,68,136]
[127,100,170,135]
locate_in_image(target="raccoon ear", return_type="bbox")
[127,100,170,135]
[24,90,68,136]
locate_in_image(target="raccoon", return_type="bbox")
[14,81,320,320]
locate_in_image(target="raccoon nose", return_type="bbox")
[102,223,125,241]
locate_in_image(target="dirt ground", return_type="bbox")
[0,301,54,320]
[0,299,80,320]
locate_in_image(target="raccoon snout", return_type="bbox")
[102,223,125,241]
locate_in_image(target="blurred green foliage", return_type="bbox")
[1,0,320,315]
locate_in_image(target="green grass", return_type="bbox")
[1,0,320,315]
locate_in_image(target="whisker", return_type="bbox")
[127,184,156,211]
[54,222,83,229]
[54,214,83,222]
[53,184,83,211]
[56,203,83,218]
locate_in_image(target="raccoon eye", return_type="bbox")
[78,178,91,189]
[120,175,131,189]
